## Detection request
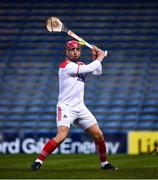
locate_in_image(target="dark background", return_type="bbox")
[0,0,158,139]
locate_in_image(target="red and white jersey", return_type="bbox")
[57,58,102,107]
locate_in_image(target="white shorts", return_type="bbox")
[56,103,97,130]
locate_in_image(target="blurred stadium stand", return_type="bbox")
[0,0,158,135]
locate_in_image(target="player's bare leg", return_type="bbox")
[31,126,69,170]
[86,124,118,171]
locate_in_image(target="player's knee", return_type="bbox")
[54,132,67,144]
[59,134,67,142]
[54,126,69,144]
[93,131,104,141]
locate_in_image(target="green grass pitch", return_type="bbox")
[0,154,158,179]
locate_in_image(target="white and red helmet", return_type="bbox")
[66,40,81,49]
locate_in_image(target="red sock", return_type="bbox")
[37,138,58,161]
[95,140,107,162]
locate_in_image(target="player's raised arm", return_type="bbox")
[91,45,107,75]
[64,40,103,75]
[66,60,102,75]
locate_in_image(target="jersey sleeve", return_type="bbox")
[92,65,102,75]
[92,60,102,75]
[66,60,102,75]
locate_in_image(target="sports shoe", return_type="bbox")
[31,162,42,171]
[102,163,118,171]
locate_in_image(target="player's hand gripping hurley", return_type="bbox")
[46,17,107,56]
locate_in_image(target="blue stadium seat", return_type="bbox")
[0,1,158,134]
